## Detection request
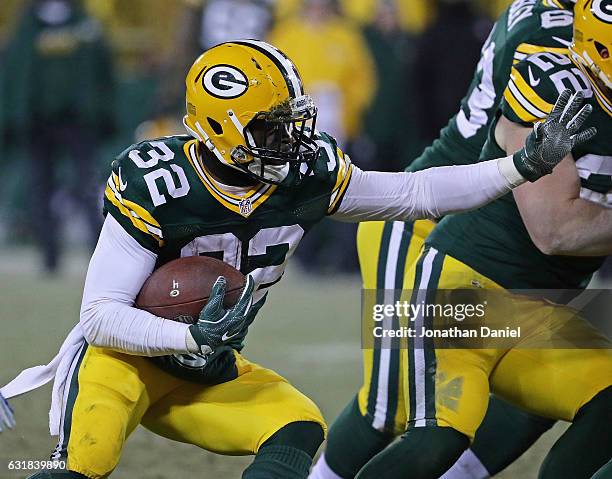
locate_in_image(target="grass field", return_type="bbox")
[0,248,572,478]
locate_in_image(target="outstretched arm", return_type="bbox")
[332,155,518,222]
[333,90,596,223]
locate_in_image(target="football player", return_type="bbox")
[312,1,577,478]
[0,392,15,432]
[2,40,592,479]
[354,2,612,478]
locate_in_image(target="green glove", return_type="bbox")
[188,275,254,355]
[513,89,597,182]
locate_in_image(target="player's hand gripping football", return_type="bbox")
[513,89,597,182]
[0,392,16,432]
[188,275,254,355]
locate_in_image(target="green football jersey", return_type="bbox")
[408,0,574,173]
[103,132,353,381]
[428,50,612,289]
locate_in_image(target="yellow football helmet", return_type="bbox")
[183,40,319,185]
[570,0,612,115]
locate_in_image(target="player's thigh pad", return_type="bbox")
[357,220,434,435]
[61,346,180,478]
[403,248,505,440]
[141,352,326,455]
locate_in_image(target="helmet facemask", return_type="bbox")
[230,95,320,186]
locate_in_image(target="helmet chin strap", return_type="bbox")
[184,116,259,186]
[247,161,290,183]
[202,148,259,187]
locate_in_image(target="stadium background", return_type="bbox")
[0,0,607,477]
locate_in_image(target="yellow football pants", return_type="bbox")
[357,220,612,440]
[357,220,435,435]
[403,246,612,440]
[57,347,325,478]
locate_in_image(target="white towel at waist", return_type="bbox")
[0,324,85,436]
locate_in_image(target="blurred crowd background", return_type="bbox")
[0,0,514,275]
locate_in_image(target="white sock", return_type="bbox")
[440,449,490,479]
[309,453,345,479]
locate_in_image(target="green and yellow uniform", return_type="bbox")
[60,132,353,477]
[431,49,612,289]
[399,48,612,440]
[357,0,575,435]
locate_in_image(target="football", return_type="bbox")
[135,256,246,324]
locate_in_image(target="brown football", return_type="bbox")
[135,256,246,324]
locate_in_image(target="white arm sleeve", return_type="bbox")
[332,156,525,222]
[80,215,192,356]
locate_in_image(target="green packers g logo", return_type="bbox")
[592,0,612,24]
[203,65,249,99]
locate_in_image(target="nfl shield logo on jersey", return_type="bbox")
[239,198,253,217]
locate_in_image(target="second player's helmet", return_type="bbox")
[183,40,319,185]
[570,0,612,115]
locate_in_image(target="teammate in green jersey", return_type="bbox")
[354,2,612,478]
[312,1,578,478]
